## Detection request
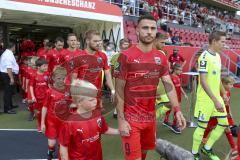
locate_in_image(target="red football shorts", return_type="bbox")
[34,101,44,111]
[45,114,61,139]
[122,121,156,160]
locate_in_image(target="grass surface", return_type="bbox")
[0,89,239,160]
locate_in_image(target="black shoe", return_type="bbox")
[113,113,117,119]
[11,105,19,109]
[4,110,16,114]
[162,121,172,129]
[47,150,55,160]
[193,153,202,160]
[171,125,181,134]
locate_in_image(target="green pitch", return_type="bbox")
[1,89,239,160]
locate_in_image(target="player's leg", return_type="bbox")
[192,103,212,159]
[48,138,57,160]
[122,122,142,160]
[202,116,228,160]
[163,109,171,128]
[225,127,236,150]
[140,122,156,160]
[171,111,181,134]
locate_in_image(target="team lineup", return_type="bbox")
[8,15,239,160]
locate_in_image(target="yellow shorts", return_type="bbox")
[194,98,227,123]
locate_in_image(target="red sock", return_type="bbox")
[225,130,236,149]
[141,153,147,160]
[36,111,41,130]
[48,145,55,151]
[172,112,177,126]
[164,110,171,123]
[28,104,34,114]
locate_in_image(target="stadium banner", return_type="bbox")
[11,0,122,16]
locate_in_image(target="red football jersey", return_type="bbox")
[47,48,65,73]
[221,90,234,125]
[77,50,109,91]
[59,116,108,160]
[29,71,49,100]
[168,54,185,68]
[43,87,67,117]
[171,74,182,103]
[60,49,81,64]
[26,67,37,100]
[37,47,49,59]
[114,46,169,122]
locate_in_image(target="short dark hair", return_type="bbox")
[46,42,53,48]
[35,58,47,67]
[67,33,77,40]
[55,37,64,43]
[137,14,156,25]
[7,41,15,49]
[208,31,226,44]
[119,38,131,45]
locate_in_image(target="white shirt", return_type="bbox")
[0,49,19,74]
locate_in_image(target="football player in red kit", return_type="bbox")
[59,79,119,160]
[76,30,115,108]
[37,38,49,57]
[41,66,68,159]
[114,15,186,160]
[203,76,237,152]
[163,63,188,134]
[29,58,49,131]
[47,37,65,73]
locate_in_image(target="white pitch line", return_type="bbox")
[0,129,37,131]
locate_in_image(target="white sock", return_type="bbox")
[204,145,211,150]
[192,150,198,155]
[114,108,117,114]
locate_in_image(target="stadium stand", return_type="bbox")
[109,0,240,48]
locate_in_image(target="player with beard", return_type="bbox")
[76,30,115,110]
[47,37,65,73]
[114,15,186,160]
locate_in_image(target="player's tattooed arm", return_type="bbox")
[200,73,224,112]
[60,144,69,160]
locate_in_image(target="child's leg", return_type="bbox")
[48,139,57,158]
[163,109,171,123]
[203,118,218,139]
[225,127,236,150]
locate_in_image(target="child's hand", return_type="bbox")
[32,97,36,103]
[184,94,188,101]
[41,124,46,134]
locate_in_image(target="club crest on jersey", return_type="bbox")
[65,92,70,97]
[97,118,102,128]
[154,57,161,65]
[44,76,48,81]
[69,60,74,69]
[97,57,102,64]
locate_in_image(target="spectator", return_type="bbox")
[171,33,181,45]
[165,32,173,45]
[158,15,168,31]
[172,18,179,24]
[168,48,186,70]
[179,18,184,25]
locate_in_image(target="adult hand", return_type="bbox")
[175,111,186,130]
[118,119,131,137]
[214,100,224,113]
